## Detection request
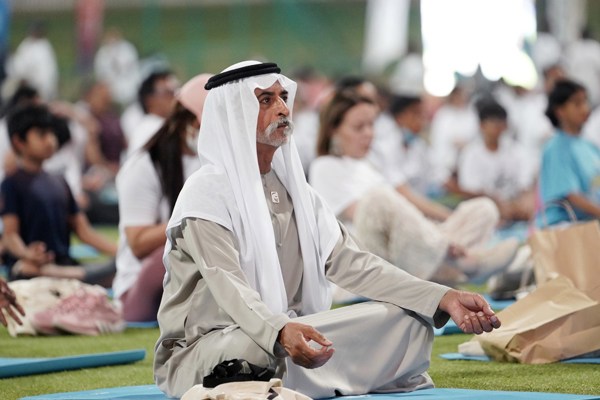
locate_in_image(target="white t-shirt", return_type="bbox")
[496,88,553,175]
[309,155,387,219]
[113,150,201,299]
[120,102,145,146]
[292,109,319,176]
[369,121,445,195]
[565,38,600,107]
[43,141,83,200]
[368,112,407,187]
[8,37,58,101]
[583,106,600,150]
[429,104,479,175]
[94,39,141,106]
[124,113,164,159]
[458,136,535,201]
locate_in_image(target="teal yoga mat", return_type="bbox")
[19,386,600,400]
[441,353,600,364]
[126,321,159,328]
[0,349,146,379]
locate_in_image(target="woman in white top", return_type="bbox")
[309,91,518,283]
[114,74,211,322]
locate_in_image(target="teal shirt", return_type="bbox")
[539,130,600,225]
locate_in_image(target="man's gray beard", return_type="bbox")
[257,118,294,147]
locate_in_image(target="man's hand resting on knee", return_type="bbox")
[439,289,501,334]
[278,322,334,368]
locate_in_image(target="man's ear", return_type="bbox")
[10,135,24,155]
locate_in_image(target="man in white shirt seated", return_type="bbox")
[457,99,537,222]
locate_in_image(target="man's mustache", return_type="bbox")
[265,117,294,136]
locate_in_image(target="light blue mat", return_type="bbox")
[0,349,146,379]
[69,244,100,260]
[126,320,159,328]
[441,353,600,364]
[19,386,600,400]
[493,221,530,243]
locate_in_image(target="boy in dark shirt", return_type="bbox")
[0,104,117,285]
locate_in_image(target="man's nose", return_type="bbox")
[277,97,290,116]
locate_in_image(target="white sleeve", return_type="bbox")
[457,144,485,193]
[116,152,164,227]
[512,144,537,192]
[368,117,407,187]
[309,157,357,217]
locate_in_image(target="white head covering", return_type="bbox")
[166,61,340,315]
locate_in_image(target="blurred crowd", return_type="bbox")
[1,18,599,326]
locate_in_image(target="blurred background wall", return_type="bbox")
[3,0,600,100]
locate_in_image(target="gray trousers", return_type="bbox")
[160,302,434,399]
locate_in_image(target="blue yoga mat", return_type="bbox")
[19,386,600,400]
[0,349,146,379]
[69,244,100,260]
[441,353,600,364]
[126,321,159,329]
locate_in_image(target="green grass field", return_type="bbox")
[1,324,600,400]
[2,227,600,398]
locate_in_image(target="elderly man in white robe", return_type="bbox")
[154,61,501,399]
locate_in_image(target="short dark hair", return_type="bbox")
[389,95,421,116]
[545,79,586,127]
[476,99,507,122]
[1,84,39,117]
[7,104,53,146]
[138,70,172,113]
[335,76,368,92]
[51,114,72,149]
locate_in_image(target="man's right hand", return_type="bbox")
[278,322,334,369]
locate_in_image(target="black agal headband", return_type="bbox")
[204,62,281,90]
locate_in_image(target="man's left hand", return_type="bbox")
[438,289,501,334]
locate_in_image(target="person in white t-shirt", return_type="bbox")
[564,29,600,108]
[309,91,518,284]
[114,73,211,322]
[429,86,479,181]
[123,70,179,158]
[458,100,536,222]
[94,27,141,106]
[369,95,446,197]
[7,21,58,102]
[494,83,553,177]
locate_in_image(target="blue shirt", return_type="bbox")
[539,130,600,225]
[0,168,79,266]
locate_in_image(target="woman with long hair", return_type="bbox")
[113,73,211,322]
[310,90,518,285]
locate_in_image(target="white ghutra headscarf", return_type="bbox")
[165,61,340,316]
